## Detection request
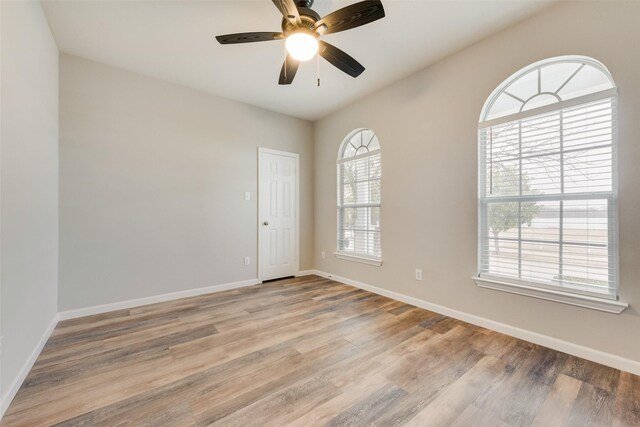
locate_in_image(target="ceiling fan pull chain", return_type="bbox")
[317,51,321,87]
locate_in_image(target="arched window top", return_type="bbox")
[339,129,380,159]
[481,56,616,123]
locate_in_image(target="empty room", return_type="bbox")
[1,0,639,425]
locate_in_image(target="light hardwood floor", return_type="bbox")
[2,275,639,426]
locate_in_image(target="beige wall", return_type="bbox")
[314,1,640,363]
[59,54,313,311]
[0,0,59,397]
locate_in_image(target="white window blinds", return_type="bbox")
[337,130,381,259]
[479,96,618,298]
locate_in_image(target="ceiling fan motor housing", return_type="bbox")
[281,7,320,35]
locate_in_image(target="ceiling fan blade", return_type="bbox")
[319,41,365,78]
[216,32,284,44]
[279,54,299,85]
[272,0,301,26]
[314,0,385,35]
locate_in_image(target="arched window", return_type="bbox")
[476,56,622,309]
[336,129,382,265]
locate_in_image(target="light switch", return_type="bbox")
[244,191,251,201]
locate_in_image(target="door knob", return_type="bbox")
[263,221,269,226]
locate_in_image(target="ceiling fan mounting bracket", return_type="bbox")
[296,0,314,8]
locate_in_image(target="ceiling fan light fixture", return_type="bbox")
[285,32,319,62]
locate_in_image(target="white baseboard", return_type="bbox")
[58,278,259,321]
[296,270,316,277]
[311,270,640,376]
[0,315,58,419]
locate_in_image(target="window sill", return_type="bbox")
[334,252,383,266]
[472,276,628,314]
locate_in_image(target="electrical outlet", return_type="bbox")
[415,269,423,281]
[321,251,326,259]
[244,256,250,266]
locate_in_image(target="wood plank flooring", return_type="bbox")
[2,275,639,426]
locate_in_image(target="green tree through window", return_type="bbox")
[488,164,540,253]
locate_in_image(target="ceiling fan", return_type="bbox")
[215,0,385,85]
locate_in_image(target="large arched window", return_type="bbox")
[336,129,382,265]
[475,56,624,311]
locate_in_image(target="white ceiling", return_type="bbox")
[42,0,553,121]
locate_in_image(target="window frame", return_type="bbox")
[336,129,383,266]
[473,56,627,314]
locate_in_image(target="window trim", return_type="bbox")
[476,57,626,313]
[472,275,627,314]
[334,252,383,266]
[337,129,382,264]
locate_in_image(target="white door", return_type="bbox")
[259,148,298,281]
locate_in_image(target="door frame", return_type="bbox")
[257,147,300,282]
